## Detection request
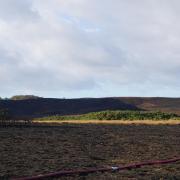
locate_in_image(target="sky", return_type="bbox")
[0,0,180,98]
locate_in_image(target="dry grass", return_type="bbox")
[34,119,180,125]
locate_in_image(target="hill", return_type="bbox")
[0,97,139,119]
[0,97,180,119]
[118,97,180,115]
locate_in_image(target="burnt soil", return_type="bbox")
[0,124,180,179]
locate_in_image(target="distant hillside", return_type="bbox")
[118,97,180,115]
[0,98,139,119]
[0,97,180,119]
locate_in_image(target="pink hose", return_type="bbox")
[13,157,180,180]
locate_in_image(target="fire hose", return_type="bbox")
[13,157,180,180]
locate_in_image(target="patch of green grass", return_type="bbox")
[35,110,180,121]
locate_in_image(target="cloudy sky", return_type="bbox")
[0,0,180,98]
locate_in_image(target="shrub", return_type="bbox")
[35,110,179,121]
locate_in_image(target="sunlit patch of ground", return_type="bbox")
[34,119,180,125]
[0,123,180,179]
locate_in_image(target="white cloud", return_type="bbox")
[0,0,39,22]
[0,0,180,97]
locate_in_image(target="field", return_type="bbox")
[0,123,180,180]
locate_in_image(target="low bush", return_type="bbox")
[35,110,180,121]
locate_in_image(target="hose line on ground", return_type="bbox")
[13,157,180,180]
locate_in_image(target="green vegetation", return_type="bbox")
[36,110,180,121]
[10,95,42,100]
[0,95,42,100]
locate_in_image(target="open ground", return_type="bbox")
[0,123,180,180]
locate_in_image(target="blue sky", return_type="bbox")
[0,0,180,98]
